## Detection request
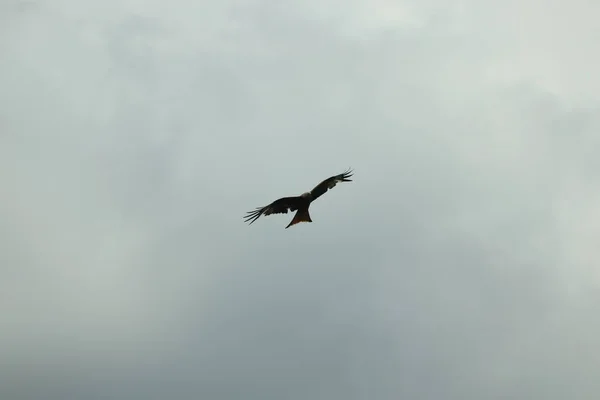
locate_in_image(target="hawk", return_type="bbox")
[244,169,354,229]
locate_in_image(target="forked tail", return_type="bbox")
[285,208,312,229]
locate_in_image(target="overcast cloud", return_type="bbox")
[2,0,600,399]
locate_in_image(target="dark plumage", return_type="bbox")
[244,169,354,228]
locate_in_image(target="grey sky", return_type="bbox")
[2,0,600,399]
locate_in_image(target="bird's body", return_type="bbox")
[244,169,353,228]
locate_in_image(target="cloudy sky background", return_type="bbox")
[2,0,600,398]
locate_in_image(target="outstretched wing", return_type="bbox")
[244,196,302,225]
[309,168,353,202]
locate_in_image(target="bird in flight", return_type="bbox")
[244,169,354,229]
